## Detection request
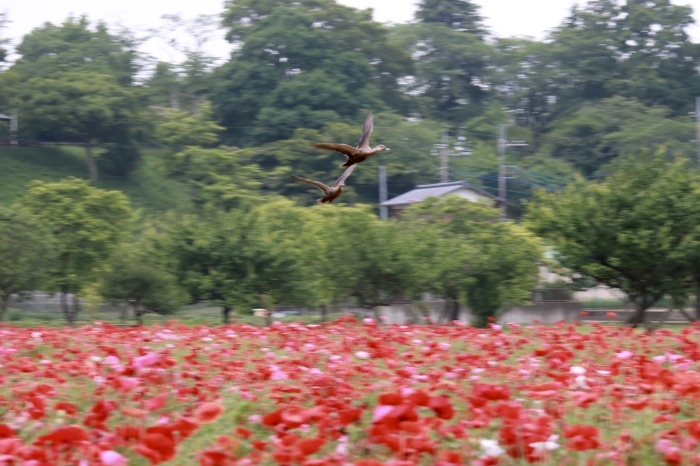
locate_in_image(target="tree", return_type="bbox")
[18,71,144,182]
[168,204,313,324]
[100,244,186,325]
[390,22,493,124]
[154,101,223,151]
[305,205,410,319]
[0,12,9,64]
[548,0,700,116]
[400,197,542,326]
[416,0,487,35]
[525,152,700,328]
[13,16,141,86]
[540,96,696,175]
[144,14,223,111]
[167,146,268,210]
[21,177,133,325]
[215,0,411,145]
[0,207,55,321]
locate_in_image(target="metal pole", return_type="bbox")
[498,124,507,219]
[379,162,388,220]
[440,130,449,183]
[10,109,17,147]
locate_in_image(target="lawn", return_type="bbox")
[0,318,698,465]
[0,145,191,212]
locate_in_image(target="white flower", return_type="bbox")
[530,435,560,455]
[479,439,505,458]
[569,365,586,375]
[574,375,590,388]
[354,351,371,360]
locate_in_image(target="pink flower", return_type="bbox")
[132,352,159,369]
[373,405,393,422]
[117,377,140,391]
[615,350,633,360]
[100,450,128,466]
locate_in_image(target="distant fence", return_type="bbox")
[12,291,694,326]
[8,292,120,313]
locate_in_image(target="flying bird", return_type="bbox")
[312,112,390,168]
[291,164,357,204]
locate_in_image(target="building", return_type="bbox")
[380,181,503,218]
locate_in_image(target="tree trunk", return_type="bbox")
[449,297,460,323]
[70,293,81,326]
[321,304,328,323]
[59,286,78,326]
[626,304,647,328]
[119,303,128,323]
[0,296,8,322]
[695,284,700,321]
[648,308,673,332]
[134,304,144,326]
[372,305,382,324]
[85,144,99,183]
[222,306,232,324]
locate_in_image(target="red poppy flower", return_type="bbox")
[194,402,224,424]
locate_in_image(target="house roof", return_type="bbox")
[380,181,503,207]
[0,114,11,121]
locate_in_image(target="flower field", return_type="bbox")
[1,316,699,465]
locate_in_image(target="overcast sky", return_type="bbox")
[3,0,700,64]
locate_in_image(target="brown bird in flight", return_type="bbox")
[312,112,390,168]
[291,164,357,204]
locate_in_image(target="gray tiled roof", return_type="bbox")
[380,181,501,207]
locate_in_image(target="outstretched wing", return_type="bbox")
[291,175,330,193]
[356,112,374,149]
[333,164,357,187]
[312,143,360,157]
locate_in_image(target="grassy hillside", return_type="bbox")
[0,145,191,211]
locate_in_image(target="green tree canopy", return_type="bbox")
[167,205,314,323]
[18,71,145,182]
[21,177,134,325]
[0,206,56,321]
[167,145,268,210]
[540,96,696,174]
[13,16,140,86]
[390,22,492,124]
[154,101,223,151]
[415,0,487,36]
[400,197,542,326]
[0,13,9,64]
[214,0,411,146]
[548,0,700,114]
[100,238,186,325]
[525,152,700,328]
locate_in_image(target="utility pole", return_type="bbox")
[379,159,388,220]
[439,130,449,183]
[696,97,700,166]
[431,130,471,184]
[498,124,507,217]
[10,110,17,147]
[497,124,527,220]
